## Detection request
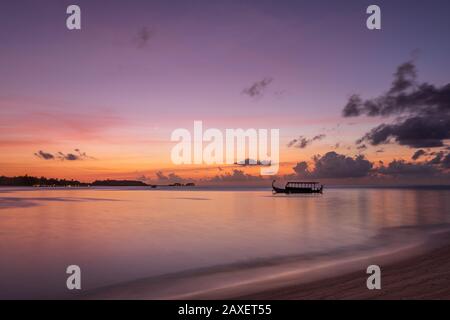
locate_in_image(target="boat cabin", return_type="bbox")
[286,181,322,191]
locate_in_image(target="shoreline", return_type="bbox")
[85,227,450,300]
[229,231,450,300]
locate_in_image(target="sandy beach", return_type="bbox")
[83,228,450,300]
[235,243,450,300]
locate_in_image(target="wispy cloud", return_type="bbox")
[134,27,154,49]
[34,149,94,161]
[242,77,273,98]
[155,171,189,183]
[287,134,326,149]
[34,150,55,160]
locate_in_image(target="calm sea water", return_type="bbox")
[1,187,450,299]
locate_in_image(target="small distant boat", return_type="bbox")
[272,180,323,194]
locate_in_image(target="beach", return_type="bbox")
[157,228,449,300]
[84,226,450,300]
[234,239,450,300]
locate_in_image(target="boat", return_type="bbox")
[272,180,323,194]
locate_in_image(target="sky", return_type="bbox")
[0,0,449,185]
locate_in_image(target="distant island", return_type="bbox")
[0,175,195,188]
[91,179,148,187]
[0,175,88,187]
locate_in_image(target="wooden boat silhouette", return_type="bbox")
[272,180,323,194]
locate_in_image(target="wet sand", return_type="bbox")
[86,233,450,300]
[175,230,450,300]
[234,242,450,300]
[85,229,450,300]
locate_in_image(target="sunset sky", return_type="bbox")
[1,0,449,184]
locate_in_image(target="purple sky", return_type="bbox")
[1,0,449,183]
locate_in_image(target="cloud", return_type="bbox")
[73,148,95,159]
[134,27,154,48]
[287,134,326,149]
[357,144,367,151]
[155,171,189,184]
[155,171,169,181]
[34,150,55,160]
[58,152,79,161]
[292,151,373,179]
[290,148,450,180]
[411,149,427,160]
[235,159,271,166]
[242,78,273,98]
[342,61,450,148]
[356,115,450,148]
[136,175,149,182]
[377,160,439,176]
[443,153,450,169]
[35,149,93,161]
[342,95,363,117]
[427,151,444,165]
[389,61,417,94]
[207,169,263,183]
[58,149,93,161]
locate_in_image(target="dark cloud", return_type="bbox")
[343,61,450,148]
[134,27,154,48]
[427,151,444,165]
[292,151,373,179]
[357,144,367,151]
[287,134,326,149]
[443,153,450,169]
[411,149,427,160]
[357,115,450,148]
[342,94,363,117]
[35,149,93,161]
[242,78,273,98]
[60,153,79,161]
[377,160,439,176]
[57,149,93,161]
[34,150,55,160]
[389,61,417,94]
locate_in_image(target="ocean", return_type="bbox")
[1,186,450,299]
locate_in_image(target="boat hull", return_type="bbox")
[273,187,323,194]
[272,180,323,194]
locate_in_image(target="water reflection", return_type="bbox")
[0,187,449,298]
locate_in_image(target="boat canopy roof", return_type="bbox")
[287,181,320,184]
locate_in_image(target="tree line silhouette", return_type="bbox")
[0,175,195,187]
[0,175,88,187]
